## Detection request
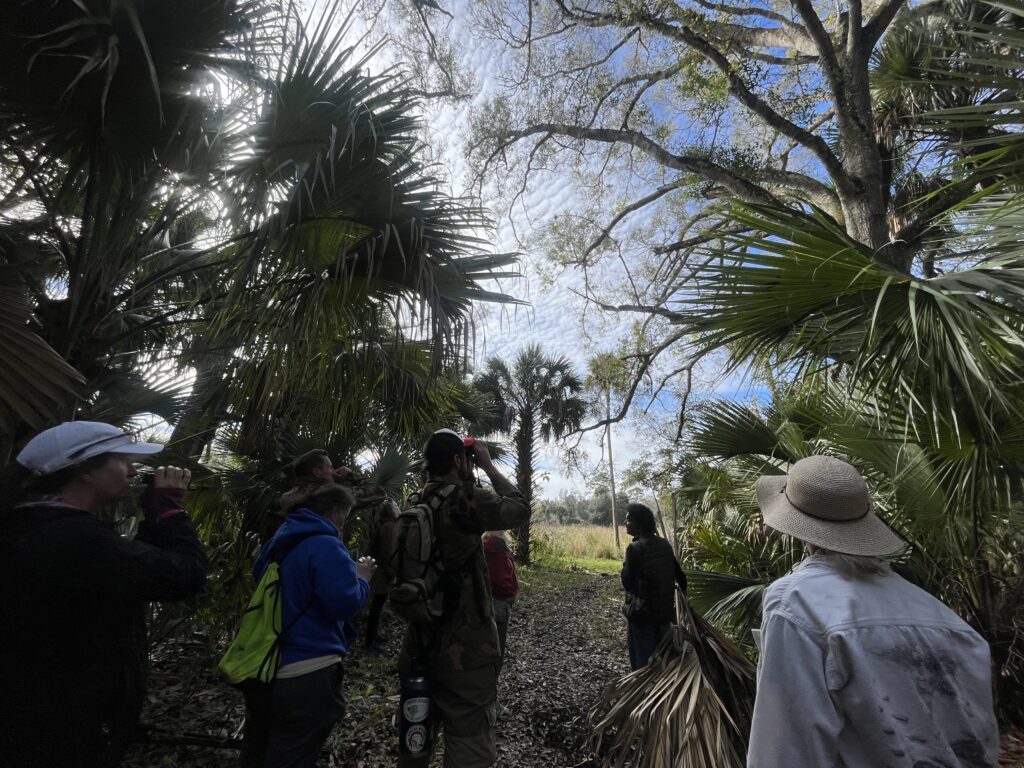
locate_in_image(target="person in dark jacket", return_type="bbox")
[241,483,375,768]
[621,503,687,670]
[0,421,208,768]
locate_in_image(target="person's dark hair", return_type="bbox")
[305,483,355,517]
[625,503,659,536]
[292,449,330,480]
[0,453,114,511]
[423,431,466,474]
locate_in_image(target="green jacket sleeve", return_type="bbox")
[467,475,530,531]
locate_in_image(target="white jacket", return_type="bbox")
[748,555,999,768]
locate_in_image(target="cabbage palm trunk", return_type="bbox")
[604,386,621,551]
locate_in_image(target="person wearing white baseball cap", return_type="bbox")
[0,422,208,767]
[747,455,998,768]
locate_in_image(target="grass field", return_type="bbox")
[531,523,624,574]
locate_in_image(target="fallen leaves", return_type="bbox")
[124,565,629,767]
[120,566,1024,767]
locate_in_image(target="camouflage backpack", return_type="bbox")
[388,483,458,623]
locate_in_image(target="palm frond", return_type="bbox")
[368,445,419,496]
[0,271,84,443]
[690,400,790,461]
[686,570,766,644]
[588,598,755,768]
[675,201,1024,440]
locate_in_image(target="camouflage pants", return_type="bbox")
[398,664,498,768]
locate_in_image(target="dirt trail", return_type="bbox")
[122,566,1024,767]
[493,568,627,767]
[124,566,628,767]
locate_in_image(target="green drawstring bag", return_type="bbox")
[219,562,286,685]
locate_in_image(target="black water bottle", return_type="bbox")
[398,670,432,759]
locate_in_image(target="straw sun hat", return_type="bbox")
[755,455,905,557]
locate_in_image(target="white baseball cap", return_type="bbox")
[16,421,164,476]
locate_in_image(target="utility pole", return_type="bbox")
[606,385,621,550]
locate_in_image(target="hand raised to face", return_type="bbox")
[153,466,191,490]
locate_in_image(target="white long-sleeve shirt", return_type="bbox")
[748,555,998,768]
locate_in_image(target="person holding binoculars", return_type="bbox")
[398,428,530,768]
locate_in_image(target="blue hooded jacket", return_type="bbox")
[253,507,369,665]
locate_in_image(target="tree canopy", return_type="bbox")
[0,0,522,465]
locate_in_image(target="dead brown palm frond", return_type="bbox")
[588,590,756,768]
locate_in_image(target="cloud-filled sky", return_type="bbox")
[362,1,763,500]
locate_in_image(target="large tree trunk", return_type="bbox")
[831,36,894,257]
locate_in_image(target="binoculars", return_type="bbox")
[463,437,484,464]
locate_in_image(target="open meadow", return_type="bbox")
[532,524,624,574]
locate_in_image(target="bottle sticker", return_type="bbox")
[403,696,430,723]
[405,724,428,753]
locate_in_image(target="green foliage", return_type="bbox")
[1,0,523,463]
[0,1,532,678]
[676,201,1024,442]
[474,343,588,563]
[673,378,1024,716]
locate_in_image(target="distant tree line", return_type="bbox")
[536,487,631,528]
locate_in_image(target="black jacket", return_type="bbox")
[0,488,208,766]
[621,535,687,626]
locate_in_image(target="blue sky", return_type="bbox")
[355,0,773,499]
[382,1,753,499]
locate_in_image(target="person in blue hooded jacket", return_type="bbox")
[240,483,376,768]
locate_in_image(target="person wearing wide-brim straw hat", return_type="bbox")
[747,455,998,768]
[755,453,905,557]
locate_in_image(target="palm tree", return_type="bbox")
[0,0,260,458]
[0,0,522,463]
[474,344,587,563]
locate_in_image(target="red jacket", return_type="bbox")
[484,536,519,600]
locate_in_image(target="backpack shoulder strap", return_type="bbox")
[422,482,457,510]
[425,482,459,541]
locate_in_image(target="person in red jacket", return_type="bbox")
[482,530,519,673]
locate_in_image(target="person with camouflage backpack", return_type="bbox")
[396,429,530,768]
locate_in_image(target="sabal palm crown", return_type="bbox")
[0,0,521,462]
[663,0,1024,719]
[474,343,587,563]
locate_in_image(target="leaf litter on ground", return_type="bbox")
[123,565,1024,767]
[124,565,628,767]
